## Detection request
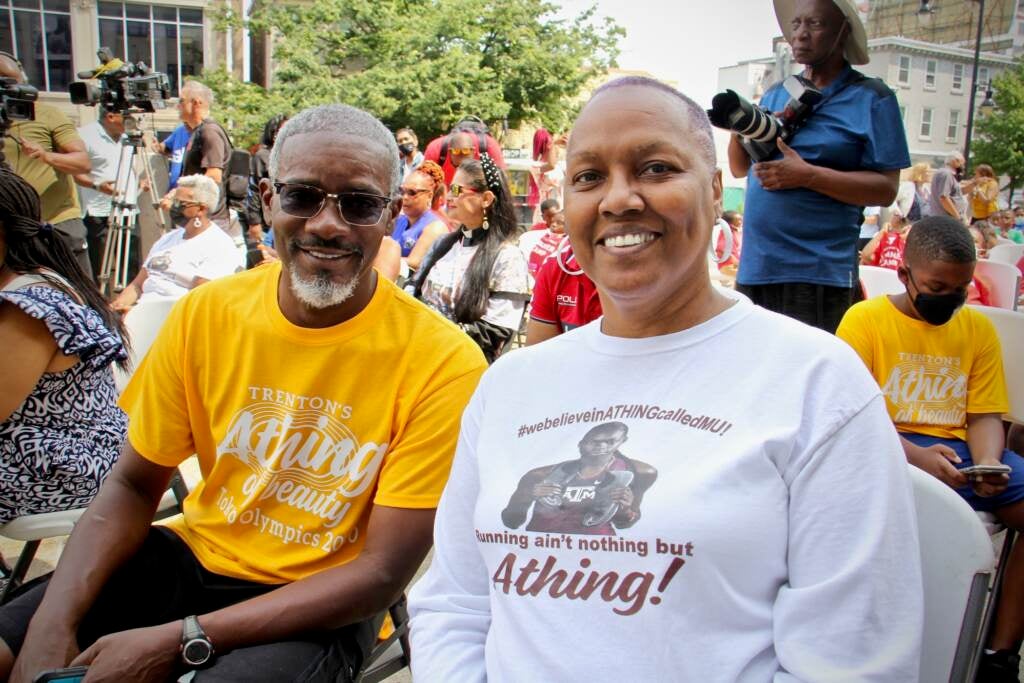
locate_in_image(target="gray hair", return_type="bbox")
[180,80,214,107]
[269,104,401,193]
[176,174,220,209]
[946,151,965,166]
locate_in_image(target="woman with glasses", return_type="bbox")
[392,160,451,272]
[0,168,129,577]
[111,174,241,312]
[412,154,529,362]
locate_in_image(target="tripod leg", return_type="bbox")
[98,218,118,298]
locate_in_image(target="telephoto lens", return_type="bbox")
[707,90,779,143]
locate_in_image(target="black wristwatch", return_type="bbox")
[180,615,215,667]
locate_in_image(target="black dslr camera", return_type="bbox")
[69,47,170,114]
[707,75,823,163]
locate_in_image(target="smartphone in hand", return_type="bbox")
[959,464,1011,476]
[33,667,88,683]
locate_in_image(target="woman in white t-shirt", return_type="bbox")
[414,154,529,362]
[112,174,240,312]
[409,78,924,681]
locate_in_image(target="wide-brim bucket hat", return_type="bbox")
[773,0,870,65]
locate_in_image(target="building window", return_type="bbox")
[947,110,961,142]
[920,107,933,139]
[925,59,937,89]
[979,66,990,85]
[897,55,911,85]
[96,2,204,96]
[0,0,72,93]
[952,63,964,92]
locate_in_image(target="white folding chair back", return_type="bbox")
[968,305,1024,424]
[910,465,996,682]
[988,243,1024,266]
[974,260,1021,311]
[859,265,904,298]
[114,297,177,393]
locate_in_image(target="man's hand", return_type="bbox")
[70,622,180,683]
[9,621,80,683]
[97,181,115,196]
[19,139,50,165]
[753,139,815,191]
[915,443,968,489]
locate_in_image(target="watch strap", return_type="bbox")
[182,615,205,643]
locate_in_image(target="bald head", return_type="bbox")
[0,54,24,83]
[583,77,716,170]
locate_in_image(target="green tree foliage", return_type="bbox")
[207,0,623,148]
[973,59,1024,201]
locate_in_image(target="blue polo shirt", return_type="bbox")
[738,66,910,289]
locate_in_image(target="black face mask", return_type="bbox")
[398,143,415,156]
[954,167,964,182]
[908,271,966,325]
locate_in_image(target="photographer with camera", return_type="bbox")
[0,52,92,274]
[73,106,136,282]
[722,0,909,333]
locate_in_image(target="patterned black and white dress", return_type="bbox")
[0,274,127,525]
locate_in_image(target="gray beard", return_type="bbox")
[288,267,358,309]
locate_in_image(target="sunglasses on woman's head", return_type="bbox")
[449,183,480,198]
[273,182,391,226]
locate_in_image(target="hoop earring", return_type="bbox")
[193,216,203,229]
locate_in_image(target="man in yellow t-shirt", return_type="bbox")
[837,215,1024,681]
[0,105,486,683]
[0,53,91,274]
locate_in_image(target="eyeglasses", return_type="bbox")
[399,187,430,198]
[273,182,391,226]
[449,183,481,198]
[171,200,203,210]
[450,147,474,156]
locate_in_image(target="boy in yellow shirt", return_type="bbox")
[838,215,1024,682]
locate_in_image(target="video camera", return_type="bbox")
[69,47,170,114]
[707,75,822,163]
[0,76,36,124]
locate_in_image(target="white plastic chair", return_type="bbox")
[988,243,1024,266]
[114,297,177,393]
[909,464,996,682]
[969,306,1024,425]
[974,260,1021,311]
[965,305,1023,672]
[859,265,904,298]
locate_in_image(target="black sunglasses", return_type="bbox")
[273,182,391,226]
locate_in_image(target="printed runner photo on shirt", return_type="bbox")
[501,422,657,535]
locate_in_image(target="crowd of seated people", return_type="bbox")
[4,26,1024,683]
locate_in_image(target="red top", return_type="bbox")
[527,232,564,277]
[871,231,906,270]
[424,134,507,186]
[530,248,603,333]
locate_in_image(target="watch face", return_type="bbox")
[182,638,213,666]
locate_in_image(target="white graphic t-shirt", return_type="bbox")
[410,295,923,682]
[421,239,529,330]
[141,225,241,301]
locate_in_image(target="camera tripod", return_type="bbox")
[97,112,166,297]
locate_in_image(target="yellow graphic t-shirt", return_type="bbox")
[837,296,1007,441]
[119,262,486,583]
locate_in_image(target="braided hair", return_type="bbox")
[414,160,446,211]
[450,153,519,323]
[0,169,129,363]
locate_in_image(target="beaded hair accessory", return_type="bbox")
[479,152,503,194]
